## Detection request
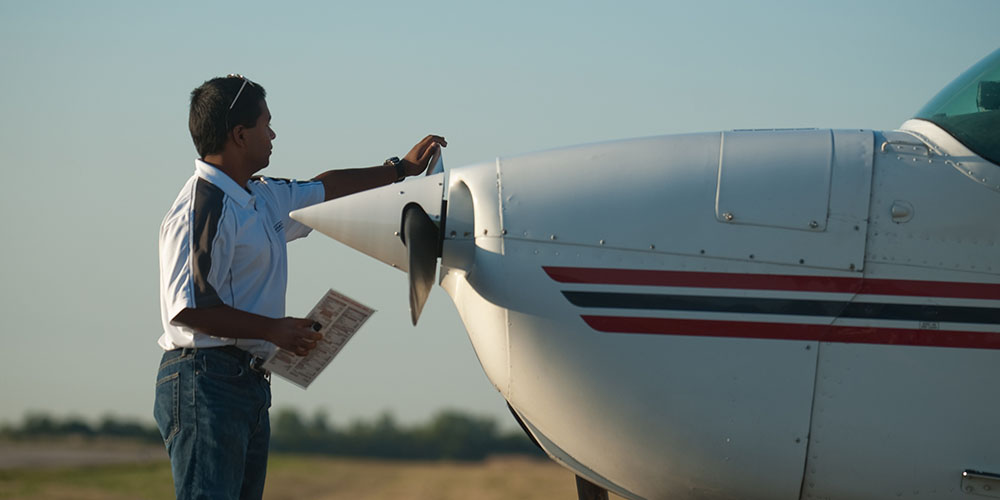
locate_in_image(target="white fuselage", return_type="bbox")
[291,120,1000,499]
[434,122,1000,500]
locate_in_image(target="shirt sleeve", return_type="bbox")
[159,181,236,323]
[255,177,325,242]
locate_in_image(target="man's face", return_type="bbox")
[245,99,275,171]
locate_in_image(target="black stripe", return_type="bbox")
[191,179,225,308]
[561,291,1000,325]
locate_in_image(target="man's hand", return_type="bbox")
[400,135,447,177]
[267,317,324,356]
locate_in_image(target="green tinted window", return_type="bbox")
[915,48,1000,166]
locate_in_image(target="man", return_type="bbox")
[154,74,445,499]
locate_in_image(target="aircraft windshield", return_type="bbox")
[914,48,1000,166]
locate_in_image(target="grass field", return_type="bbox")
[0,452,626,499]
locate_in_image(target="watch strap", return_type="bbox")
[385,156,405,182]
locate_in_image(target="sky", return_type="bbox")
[0,0,997,432]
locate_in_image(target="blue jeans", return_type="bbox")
[153,347,272,500]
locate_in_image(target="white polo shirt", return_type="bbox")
[158,160,325,357]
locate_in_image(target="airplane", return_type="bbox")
[290,47,1000,500]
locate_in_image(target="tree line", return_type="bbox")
[0,409,544,461]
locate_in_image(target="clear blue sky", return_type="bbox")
[0,0,997,430]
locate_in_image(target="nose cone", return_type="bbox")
[289,173,446,272]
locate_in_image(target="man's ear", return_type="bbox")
[230,125,246,148]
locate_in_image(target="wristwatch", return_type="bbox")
[385,156,406,182]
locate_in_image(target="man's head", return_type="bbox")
[189,75,268,158]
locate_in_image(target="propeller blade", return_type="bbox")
[402,204,440,325]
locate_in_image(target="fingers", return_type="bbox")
[425,134,447,148]
[300,325,323,343]
[401,135,446,177]
[292,319,323,335]
[281,317,324,355]
[293,335,319,356]
[296,336,318,355]
[406,135,447,161]
[417,143,440,168]
[415,134,447,150]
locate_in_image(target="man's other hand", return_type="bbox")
[401,135,447,176]
[269,317,324,356]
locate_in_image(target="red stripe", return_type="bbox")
[544,266,1000,300]
[581,316,1000,350]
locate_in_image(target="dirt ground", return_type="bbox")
[0,440,626,500]
[263,455,588,500]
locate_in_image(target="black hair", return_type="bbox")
[188,76,267,158]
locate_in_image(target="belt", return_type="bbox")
[213,345,271,380]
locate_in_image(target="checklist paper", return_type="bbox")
[264,289,375,388]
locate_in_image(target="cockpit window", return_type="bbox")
[915,48,1000,166]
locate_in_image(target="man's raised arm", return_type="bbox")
[312,135,446,201]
